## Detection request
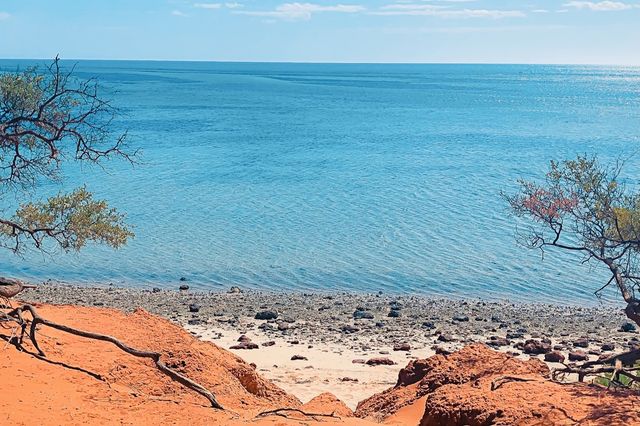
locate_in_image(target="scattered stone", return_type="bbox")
[152,287,161,293]
[573,338,589,348]
[621,322,637,333]
[393,343,411,351]
[366,357,396,366]
[230,341,259,350]
[340,377,359,382]
[434,346,452,356]
[341,325,359,334]
[544,351,565,363]
[188,303,200,313]
[387,310,401,318]
[437,334,455,342]
[453,315,469,322]
[262,341,276,347]
[354,310,374,320]
[228,286,242,294]
[486,336,510,347]
[352,359,366,364]
[277,322,290,331]
[601,343,615,351]
[523,339,551,355]
[179,277,188,282]
[568,351,589,362]
[255,310,278,320]
[422,321,435,329]
[179,284,189,291]
[291,355,308,361]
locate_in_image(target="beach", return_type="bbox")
[22,283,635,408]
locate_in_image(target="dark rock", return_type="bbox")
[230,341,259,350]
[341,325,359,334]
[188,303,200,313]
[568,351,589,361]
[393,343,411,351]
[228,286,242,294]
[92,302,104,306]
[486,336,510,347]
[255,310,278,320]
[422,321,436,329]
[353,310,374,320]
[291,355,308,361]
[262,341,276,347]
[187,319,202,325]
[179,277,188,281]
[506,332,524,339]
[573,338,589,348]
[152,287,161,293]
[434,346,452,356]
[366,357,396,366]
[621,322,637,333]
[453,315,469,322]
[387,310,401,318]
[238,335,251,342]
[523,339,551,355]
[544,351,565,363]
[437,334,455,342]
[601,343,615,351]
[352,359,366,364]
[179,284,189,291]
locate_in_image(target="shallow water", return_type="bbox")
[1,61,639,304]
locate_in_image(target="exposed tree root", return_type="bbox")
[256,408,340,421]
[551,349,640,388]
[1,304,223,409]
[490,376,540,391]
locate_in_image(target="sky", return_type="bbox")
[0,0,639,64]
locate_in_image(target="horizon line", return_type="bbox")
[0,57,639,67]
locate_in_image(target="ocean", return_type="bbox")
[1,60,639,304]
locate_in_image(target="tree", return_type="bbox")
[0,59,223,408]
[504,155,640,327]
[0,57,133,254]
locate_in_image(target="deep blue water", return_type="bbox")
[1,60,639,304]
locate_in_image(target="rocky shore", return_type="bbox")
[23,283,636,351]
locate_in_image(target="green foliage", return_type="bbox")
[505,155,640,303]
[0,58,133,254]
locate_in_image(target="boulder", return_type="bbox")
[366,358,396,366]
[522,339,551,355]
[255,310,278,320]
[544,351,565,363]
[568,351,589,362]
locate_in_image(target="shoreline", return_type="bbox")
[20,283,636,408]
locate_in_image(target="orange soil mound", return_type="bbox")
[0,303,303,425]
[357,343,640,426]
[302,392,355,418]
[422,375,640,426]
[356,343,548,420]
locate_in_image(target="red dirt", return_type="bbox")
[3,305,639,426]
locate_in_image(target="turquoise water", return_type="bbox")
[1,61,639,303]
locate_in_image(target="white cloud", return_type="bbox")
[171,9,189,17]
[194,3,222,9]
[235,3,365,20]
[563,1,636,11]
[225,2,243,8]
[371,5,525,19]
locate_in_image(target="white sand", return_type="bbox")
[187,324,437,409]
